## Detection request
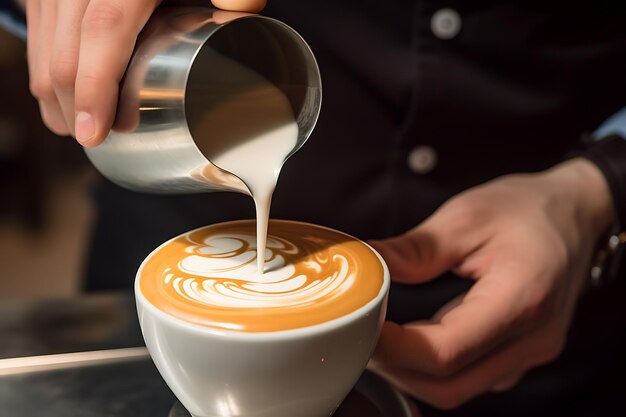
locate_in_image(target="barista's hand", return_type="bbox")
[368,158,613,409]
[25,0,266,146]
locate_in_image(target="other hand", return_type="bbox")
[25,0,267,146]
[368,158,613,409]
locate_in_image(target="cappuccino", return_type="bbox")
[138,220,385,332]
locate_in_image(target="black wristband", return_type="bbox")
[571,133,626,285]
[576,134,626,232]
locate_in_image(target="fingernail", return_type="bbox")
[75,112,95,144]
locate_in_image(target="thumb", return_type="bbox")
[369,214,476,285]
[210,0,267,13]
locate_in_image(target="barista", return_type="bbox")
[10,0,626,416]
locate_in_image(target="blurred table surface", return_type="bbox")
[0,291,143,359]
[0,291,176,417]
[0,292,416,417]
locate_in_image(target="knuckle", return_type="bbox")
[50,52,78,89]
[74,73,112,113]
[28,80,38,98]
[76,73,102,86]
[75,73,106,95]
[41,109,69,136]
[441,196,491,235]
[82,1,125,34]
[74,73,111,101]
[30,74,55,101]
[75,73,118,107]
[430,344,464,377]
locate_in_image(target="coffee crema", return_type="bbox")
[139,220,384,332]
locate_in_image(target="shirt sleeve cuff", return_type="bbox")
[0,1,26,40]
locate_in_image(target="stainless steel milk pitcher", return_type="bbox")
[85,7,321,195]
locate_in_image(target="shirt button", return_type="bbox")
[431,8,462,40]
[407,146,438,174]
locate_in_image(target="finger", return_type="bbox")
[38,100,69,136]
[74,0,162,146]
[212,9,255,24]
[211,0,267,13]
[32,0,70,135]
[50,0,90,135]
[369,205,486,284]
[369,230,460,285]
[372,245,546,376]
[370,324,563,410]
[25,0,41,83]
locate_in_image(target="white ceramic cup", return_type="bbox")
[135,230,390,417]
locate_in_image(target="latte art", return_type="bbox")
[173,234,353,309]
[139,220,384,332]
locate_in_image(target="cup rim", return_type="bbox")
[135,219,390,341]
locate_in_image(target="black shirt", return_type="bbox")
[86,1,626,415]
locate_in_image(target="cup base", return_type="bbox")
[167,371,414,417]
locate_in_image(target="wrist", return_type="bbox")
[546,158,614,240]
[570,134,626,284]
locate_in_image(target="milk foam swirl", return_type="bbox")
[165,233,354,309]
[139,220,384,332]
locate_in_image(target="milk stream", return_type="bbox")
[196,49,299,276]
[211,122,298,275]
